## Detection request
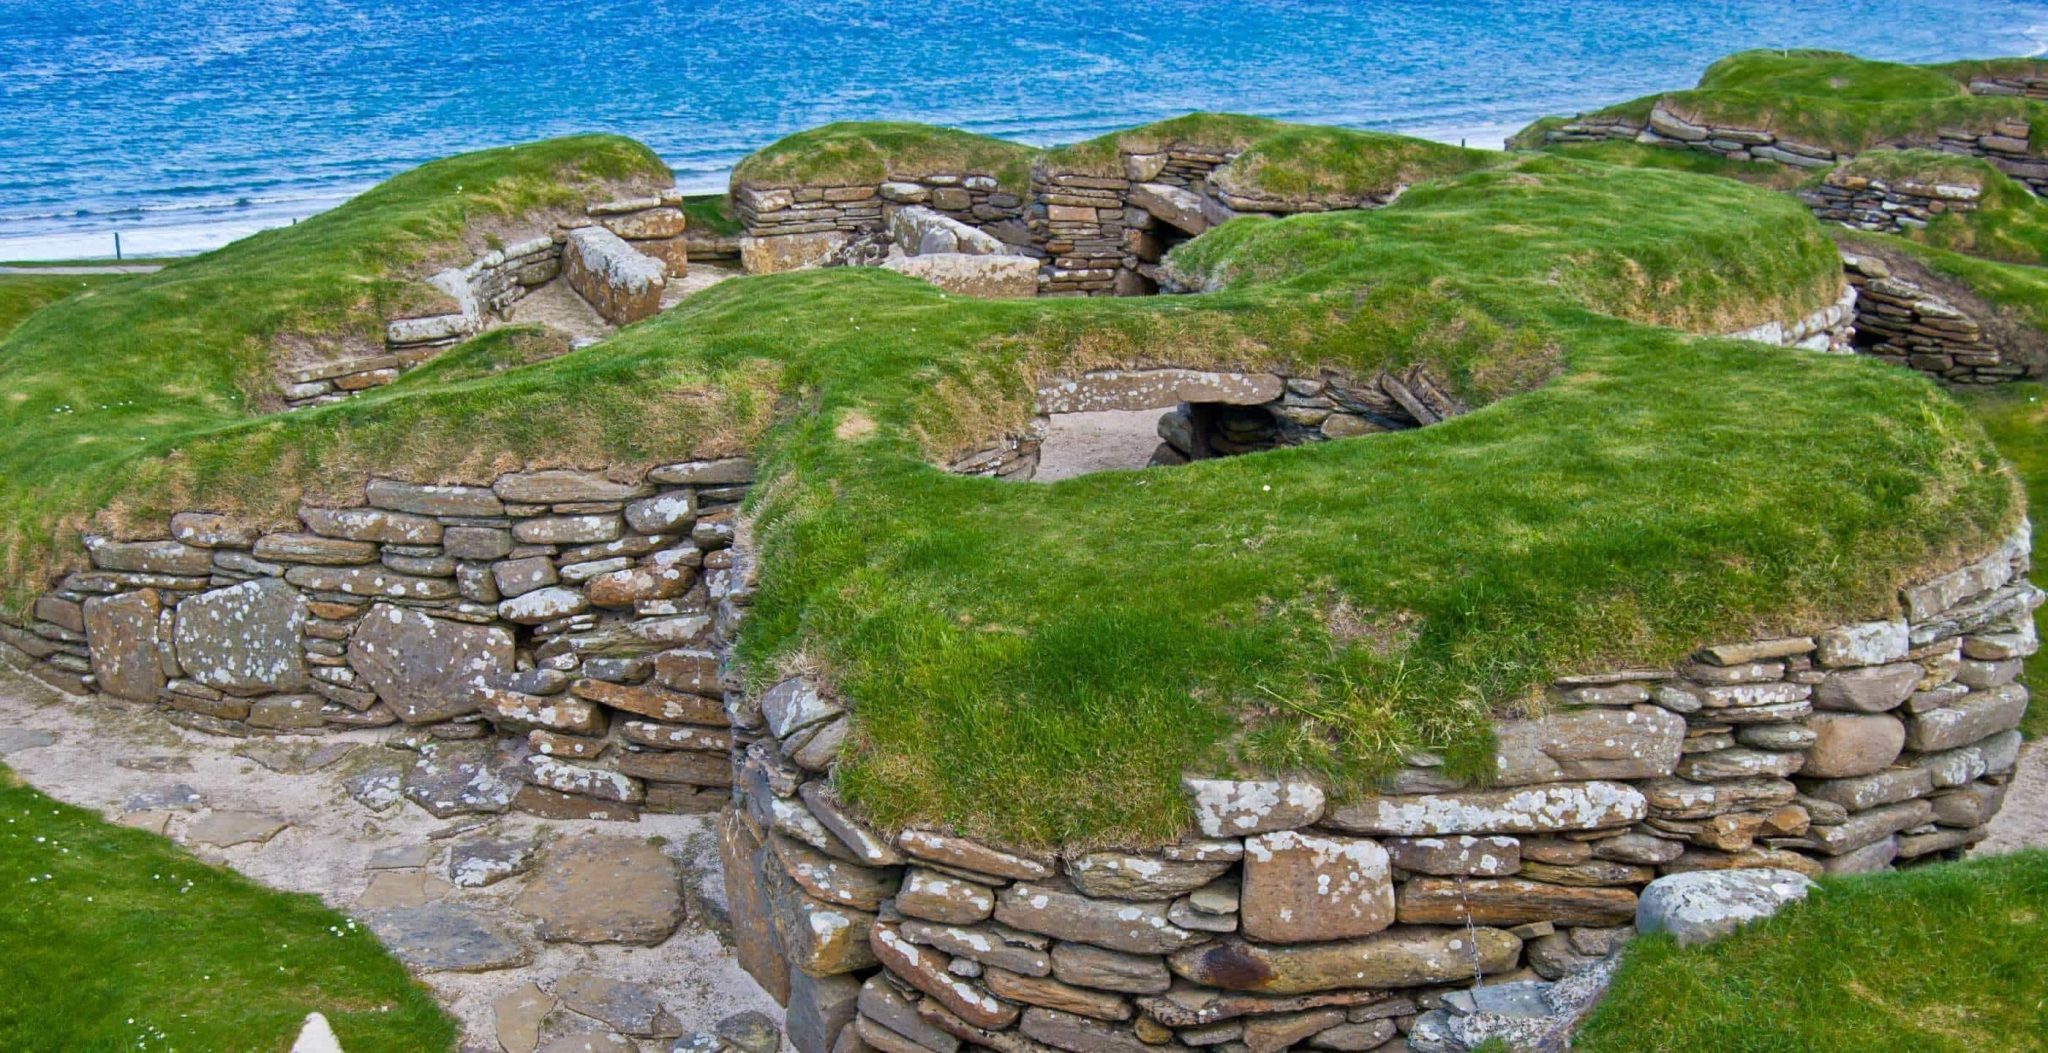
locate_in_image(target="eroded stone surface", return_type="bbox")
[1240,831,1394,942]
[1168,929,1522,994]
[349,604,513,723]
[514,835,684,944]
[1635,869,1815,946]
[1183,777,1326,837]
[362,903,532,972]
[1325,782,1645,836]
[173,579,308,694]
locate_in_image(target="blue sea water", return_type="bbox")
[5,0,2048,260]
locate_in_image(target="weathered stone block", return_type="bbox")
[1240,831,1394,942]
[348,603,512,723]
[84,589,165,702]
[173,579,308,694]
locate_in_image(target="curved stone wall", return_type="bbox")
[719,525,2036,1053]
[0,459,755,821]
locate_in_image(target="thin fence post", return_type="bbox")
[114,232,122,261]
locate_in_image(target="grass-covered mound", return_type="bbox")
[1043,114,1497,204]
[0,129,2019,845]
[730,121,1040,194]
[1527,140,1813,190]
[0,763,455,1051]
[1959,380,2048,738]
[0,135,677,589]
[1574,849,2048,1052]
[1513,49,2042,156]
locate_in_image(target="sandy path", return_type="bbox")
[1982,738,2048,855]
[0,264,164,274]
[0,671,780,1053]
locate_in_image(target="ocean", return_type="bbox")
[5,0,2048,261]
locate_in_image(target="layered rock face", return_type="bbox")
[722,525,2035,1053]
[0,459,757,822]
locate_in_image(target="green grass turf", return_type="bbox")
[681,192,744,237]
[1958,381,2048,737]
[0,273,120,339]
[1574,849,2048,1052]
[730,121,1040,195]
[0,763,455,1052]
[0,130,2019,844]
[1522,140,1814,190]
[1517,49,2043,157]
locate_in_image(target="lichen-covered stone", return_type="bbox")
[349,603,512,723]
[84,588,165,701]
[1490,706,1684,786]
[1183,777,1326,837]
[1240,831,1394,942]
[173,579,308,694]
[1635,869,1815,946]
[994,878,1202,954]
[1325,781,1645,836]
[1396,878,1637,926]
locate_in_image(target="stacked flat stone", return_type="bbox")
[1540,102,2048,195]
[288,194,689,408]
[735,176,1031,276]
[1724,283,1859,354]
[1798,169,1983,234]
[720,524,2034,1053]
[0,459,756,822]
[1842,253,2021,383]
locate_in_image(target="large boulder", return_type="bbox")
[172,579,309,695]
[348,604,513,723]
[1635,869,1815,946]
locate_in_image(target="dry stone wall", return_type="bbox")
[720,524,2036,1053]
[0,459,757,822]
[734,143,1407,298]
[1841,252,2025,383]
[1798,167,1984,235]
[1538,101,2048,195]
[287,194,690,408]
[735,176,1032,276]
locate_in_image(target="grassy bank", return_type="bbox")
[1575,849,2048,1052]
[0,763,454,1052]
[0,273,120,338]
[0,128,2018,844]
[1959,381,2048,737]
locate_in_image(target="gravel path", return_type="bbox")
[0,671,781,1053]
